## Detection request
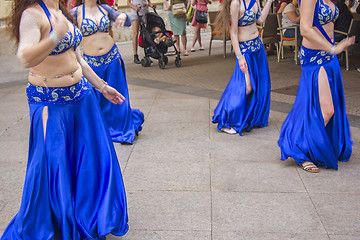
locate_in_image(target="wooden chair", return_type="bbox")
[276,13,302,64]
[258,13,279,59]
[208,11,232,58]
[335,19,360,70]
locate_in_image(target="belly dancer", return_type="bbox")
[212,0,273,135]
[278,0,354,172]
[71,0,144,144]
[1,0,128,238]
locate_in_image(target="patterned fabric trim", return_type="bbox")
[239,36,263,53]
[83,44,120,67]
[26,77,91,105]
[299,45,334,66]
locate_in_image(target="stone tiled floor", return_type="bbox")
[0,33,360,240]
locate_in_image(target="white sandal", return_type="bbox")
[221,127,237,135]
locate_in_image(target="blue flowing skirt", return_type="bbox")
[1,78,128,239]
[278,46,352,169]
[212,37,271,134]
[84,44,144,144]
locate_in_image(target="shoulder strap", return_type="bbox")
[39,1,53,30]
[82,4,86,19]
[97,4,107,16]
[247,0,257,10]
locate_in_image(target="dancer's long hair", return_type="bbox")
[8,0,74,44]
[74,0,107,7]
[214,0,232,33]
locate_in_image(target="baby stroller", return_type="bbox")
[138,9,181,69]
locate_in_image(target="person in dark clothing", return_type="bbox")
[333,0,353,42]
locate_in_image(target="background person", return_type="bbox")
[127,0,156,63]
[190,0,211,52]
[164,0,190,55]
[276,0,290,12]
[282,0,302,39]
[333,0,353,42]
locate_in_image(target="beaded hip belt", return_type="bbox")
[26,77,91,105]
[239,36,262,54]
[83,44,120,67]
[299,45,335,66]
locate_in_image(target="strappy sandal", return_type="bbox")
[300,161,319,173]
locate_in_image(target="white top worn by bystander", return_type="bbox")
[281,3,299,32]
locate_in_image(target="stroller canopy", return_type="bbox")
[145,12,166,32]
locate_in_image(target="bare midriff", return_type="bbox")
[238,23,259,42]
[302,22,334,50]
[82,31,115,56]
[28,50,83,88]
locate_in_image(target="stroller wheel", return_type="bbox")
[175,58,181,68]
[163,56,168,65]
[158,59,166,69]
[141,57,152,67]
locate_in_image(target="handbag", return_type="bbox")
[172,3,187,18]
[187,5,194,22]
[195,9,207,23]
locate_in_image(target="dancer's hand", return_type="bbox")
[114,13,127,27]
[238,56,248,73]
[50,11,69,39]
[333,36,355,55]
[102,86,126,105]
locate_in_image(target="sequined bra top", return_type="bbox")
[318,0,339,25]
[81,4,110,37]
[238,0,261,27]
[39,1,82,55]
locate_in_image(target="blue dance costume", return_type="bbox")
[278,0,351,170]
[72,4,144,144]
[1,2,128,239]
[212,0,270,134]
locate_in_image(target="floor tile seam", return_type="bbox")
[118,145,135,174]
[127,189,314,194]
[0,113,29,136]
[127,93,159,167]
[210,160,294,165]
[119,229,211,233]
[126,190,211,193]
[296,166,331,238]
[210,190,308,193]
[209,230,331,234]
[306,192,360,196]
[211,189,360,195]
[126,227,212,232]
